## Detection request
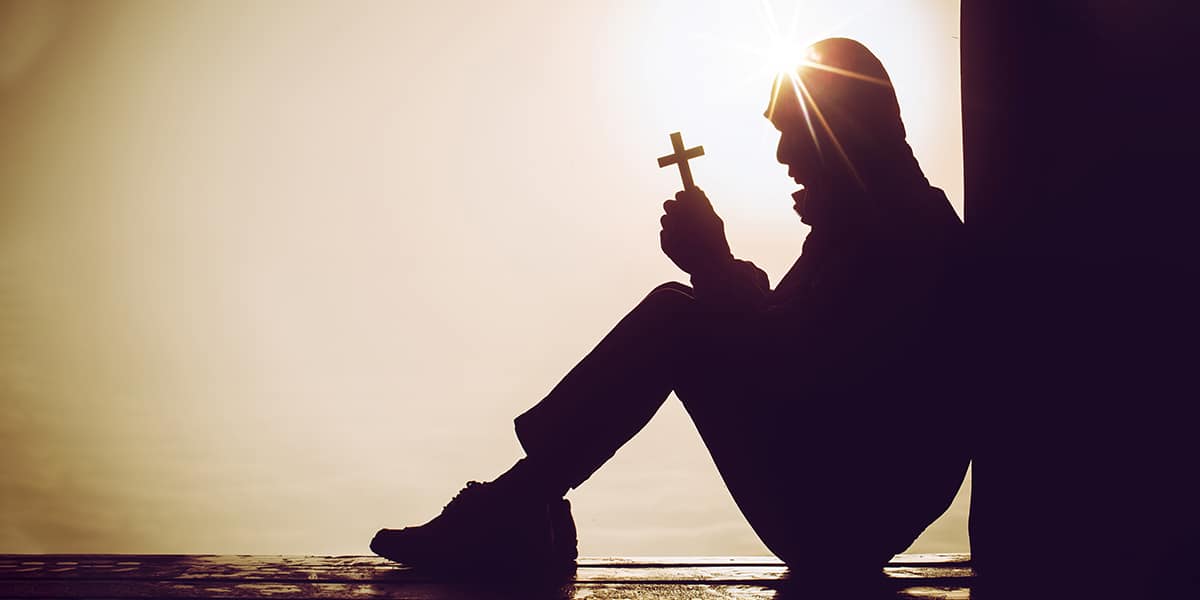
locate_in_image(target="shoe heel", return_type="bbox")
[548,498,578,563]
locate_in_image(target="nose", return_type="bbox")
[776,132,789,166]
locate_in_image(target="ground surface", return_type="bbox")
[0,554,973,599]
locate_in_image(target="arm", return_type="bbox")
[659,188,771,311]
[688,257,771,310]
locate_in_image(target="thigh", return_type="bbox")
[673,326,906,566]
[672,331,811,552]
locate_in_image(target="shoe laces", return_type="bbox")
[443,480,485,513]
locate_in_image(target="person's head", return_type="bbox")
[767,38,924,225]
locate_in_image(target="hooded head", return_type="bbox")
[767,38,928,228]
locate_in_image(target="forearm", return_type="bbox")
[688,256,771,311]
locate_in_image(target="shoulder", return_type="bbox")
[884,186,963,249]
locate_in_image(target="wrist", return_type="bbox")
[690,253,737,281]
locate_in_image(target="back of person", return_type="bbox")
[756,182,966,567]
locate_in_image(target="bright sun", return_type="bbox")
[751,0,840,78]
[660,0,961,224]
[699,1,882,117]
[766,38,808,76]
[683,1,896,201]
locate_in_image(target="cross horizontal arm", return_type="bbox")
[657,146,704,167]
[657,131,705,190]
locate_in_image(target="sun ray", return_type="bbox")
[788,0,885,54]
[791,72,864,188]
[766,73,783,121]
[692,0,891,174]
[798,59,891,87]
[785,72,824,159]
[786,0,805,41]
[758,0,785,46]
[691,33,801,108]
[690,0,893,95]
[757,0,811,75]
[690,30,778,62]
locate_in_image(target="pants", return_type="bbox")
[513,282,923,568]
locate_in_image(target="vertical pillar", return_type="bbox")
[960,0,1200,594]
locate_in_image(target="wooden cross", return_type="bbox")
[657,131,704,191]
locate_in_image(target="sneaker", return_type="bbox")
[371,481,577,576]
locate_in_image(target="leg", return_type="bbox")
[673,327,959,571]
[370,282,697,571]
[515,282,803,546]
[514,281,697,491]
[375,281,844,570]
[513,282,830,565]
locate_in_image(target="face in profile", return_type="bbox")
[772,105,823,189]
[764,38,908,217]
[767,73,833,221]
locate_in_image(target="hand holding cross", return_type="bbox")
[656,131,731,277]
[657,131,704,191]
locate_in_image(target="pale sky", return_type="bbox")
[0,0,967,555]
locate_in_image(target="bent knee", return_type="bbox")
[650,281,694,298]
[643,282,695,311]
[637,281,696,323]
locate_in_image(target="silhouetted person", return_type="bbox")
[371,38,968,576]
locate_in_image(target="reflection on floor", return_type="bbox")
[0,553,973,599]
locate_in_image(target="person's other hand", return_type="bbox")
[659,188,733,277]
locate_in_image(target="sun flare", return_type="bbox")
[739,1,893,188]
[694,2,886,127]
[765,38,808,77]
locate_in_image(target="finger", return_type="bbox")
[676,187,712,210]
[660,230,679,253]
[662,199,678,213]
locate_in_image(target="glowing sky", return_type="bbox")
[0,0,966,555]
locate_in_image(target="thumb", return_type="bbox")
[676,187,712,209]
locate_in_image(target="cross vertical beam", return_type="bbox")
[657,131,704,191]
